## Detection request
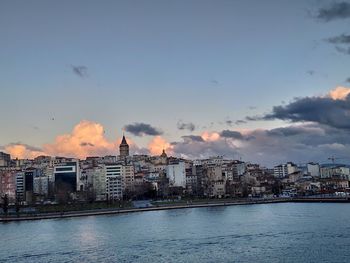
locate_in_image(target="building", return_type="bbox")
[33,176,49,198]
[105,164,124,200]
[89,165,106,201]
[24,168,42,203]
[202,165,226,197]
[122,165,135,192]
[0,152,11,167]
[166,162,186,188]
[307,162,320,177]
[119,135,129,158]
[0,170,16,202]
[54,161,80,193]
[274,162,297,178]
[16,172,25,202]
[274,164,288,178]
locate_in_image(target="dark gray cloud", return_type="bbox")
[225,120,234,126]
[247,95,350,130]
[71,65,88,78]
[327,34,350,44]
[317,2,350,21]
[177,121,195,132]
[235,120,247,125]
[335,46,350,54]
[306,70,315,76]
[181,135,204,143]
[220,130,244,140]
[346,77,350,83]
[80,142,94,147]
[124,122,163,136]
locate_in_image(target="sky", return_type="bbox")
[1,0,350,167]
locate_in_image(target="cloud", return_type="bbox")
[181,135,204,143]
[124,122,163,136]
[317,2,350,22]
[220,130,244,140]
[71,65,88,78]
[247,87,350,130]
[201,131,220,142]
[2,143,44,159]
[43,120,117,158]
[327,34,350,44]
[177,121,196,132]
[80,142,95,147]
[148,136,172,156]
[225,120,234,126]
[346,78,350,83]
[225,119,247,126]
[328,86,350,100]
[235,120,247,125]
[171,134,239,160]
[335,46,350,55]
[306,70,315,76]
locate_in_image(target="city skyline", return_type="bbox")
[1,1,350,166]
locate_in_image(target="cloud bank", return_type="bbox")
[3,87,350,166]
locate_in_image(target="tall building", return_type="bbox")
[16,172,25,202]
[119,135,129,158]
[105,164,124,200]
[89,165,106,201]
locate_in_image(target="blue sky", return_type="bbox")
[1,0,350,165]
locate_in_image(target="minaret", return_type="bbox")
[119,135,129,158]
[160,149,167,158]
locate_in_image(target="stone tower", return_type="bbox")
[119,135,129,158]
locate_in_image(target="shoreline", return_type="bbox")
[1,197,349,222]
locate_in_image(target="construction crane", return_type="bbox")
[327,156,349,164]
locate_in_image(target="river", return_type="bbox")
[1,203,350,262]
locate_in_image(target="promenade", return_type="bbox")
[1,197,350,222]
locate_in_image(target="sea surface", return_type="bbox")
[1,203,350,263]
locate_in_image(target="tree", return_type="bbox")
[1,194,9,215]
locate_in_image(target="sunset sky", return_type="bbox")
[1,0,350,166]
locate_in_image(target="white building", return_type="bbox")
[274,164,288,178]
[274,162,297,178]
[105,164,124,200]
[166,162,186,188]
[307,162,320,177]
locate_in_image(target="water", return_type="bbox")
[1,203,350,263]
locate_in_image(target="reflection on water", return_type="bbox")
[1,203,350,263]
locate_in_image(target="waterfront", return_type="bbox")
[1,203,350,262]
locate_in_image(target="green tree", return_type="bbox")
[1,194,9,215]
